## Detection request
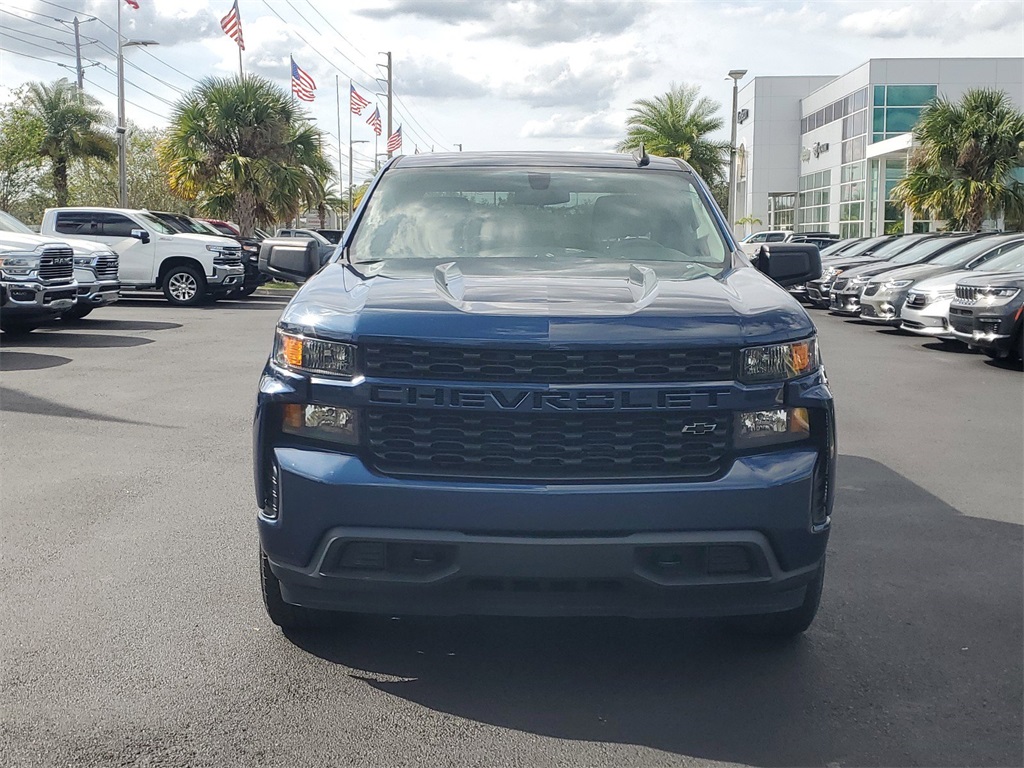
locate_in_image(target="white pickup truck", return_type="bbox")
[40,207,244,306]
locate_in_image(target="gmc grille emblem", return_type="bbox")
[681,422,718,435]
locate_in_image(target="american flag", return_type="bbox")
[220,0,244,50]
[291,57,316,102]
[125,0,139,8]
[386,125,402,153]
[366,106,381,136]
[350,84,370,115]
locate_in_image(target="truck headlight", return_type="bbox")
[0,253,41,276]
[735,407,810,447]
[881,279,913,291]
[274,329,357,378]
[739,338,818,383]
[281,403,359,445]
[73,256,99,267]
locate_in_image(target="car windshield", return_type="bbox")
[869,235,927,261]
[0,210,34,234]
[830,236,890,259]
[820,239,856,256]
[928,236,1003,266]
[136,212,177,235]
[350,167,729,272]
[977,242,1024,272]
[889,236,964,265]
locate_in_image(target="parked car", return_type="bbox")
[828,233,978,316]
[316,229,345,244]
[0,211,119,321]
[200,218,242,237]
[860,232,1017,325]
[254,150,832,637]
[804,235,898,306]
[0,230,77,334]
[149,211,269,297]
[737,230,790,256]
[903,238,1024,338]
[260,228,336,281]
[949,269,1024,361]
[41,207,245,306]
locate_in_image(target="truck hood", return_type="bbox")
[0,231,76,253]
[866,262,958,285]
[278,258,814,347]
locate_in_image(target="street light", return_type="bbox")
[726,69,747,232]
[117,0,158,208]
[349,140,370,221]
[454,143,462,152]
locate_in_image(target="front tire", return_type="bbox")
[728,558,825,637]
[261,550,327,629]
[162,265,206,306]
[0,319,38,335]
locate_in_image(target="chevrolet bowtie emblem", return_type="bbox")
[682,422,717,435]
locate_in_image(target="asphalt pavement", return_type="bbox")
[1,295,1021,768]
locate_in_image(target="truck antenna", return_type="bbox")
[632,144,650,167]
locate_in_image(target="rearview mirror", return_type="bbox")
[259,237,320,283]
[753,243,821,287]
[130,228,150,244]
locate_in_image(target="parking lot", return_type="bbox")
[1,296,1021,768]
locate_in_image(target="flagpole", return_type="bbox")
[238,43,243,79]
[336,75,344,227]
[347,79,354,222]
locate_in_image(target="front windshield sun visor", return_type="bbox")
[348,167,730,275]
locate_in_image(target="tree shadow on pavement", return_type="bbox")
[284,455,1024,768]
[0,332,153,349]
[64,319,182,333]
[0,386,177,428]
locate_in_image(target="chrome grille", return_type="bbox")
[832,279,848,292]
[955,285,981,303]
[39,246,74,282]
[905,292,928,309]
[94,255,119,280]
[366,408,730,482]
[363,345,735,383]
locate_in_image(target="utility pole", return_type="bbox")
[379,51,393,158]
[336,75,344,226]
[116,1,126,207]
[73,17,84,93]
[726,69,747,230]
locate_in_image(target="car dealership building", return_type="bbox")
[732,58,1024,239]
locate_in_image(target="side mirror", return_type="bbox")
[130,228,150,244]
[258,237,320,283]
[753,243,821,287]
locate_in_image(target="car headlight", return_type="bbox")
[972,287,1021,305]
[820,266,839,281]
[739,338,818,383]
[882,279,913,290]
[274,329,357,378]
[73,256,99,267]
[0,253,41,276]
[281,403,359,445]
[735,407,810,447]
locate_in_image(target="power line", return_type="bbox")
[0,29,78,59]
[0,44,76,70]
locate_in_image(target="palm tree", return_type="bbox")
[892,88,1024,231]
[25,79,116,207]
[158,75,333,236]
[617,83,730,187]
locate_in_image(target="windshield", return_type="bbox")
[977,242,1024,272]
[929,236,1002,266]
[820,239,856,256]
[0,210,34,234]
[350,167,729,271]
[831,236,891,259]
[890,236,965,265]
[868,235,927,261]
[137,212,177,235]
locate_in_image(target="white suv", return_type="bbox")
[40,207,244,306]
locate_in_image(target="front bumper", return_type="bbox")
[901,301,953,337]
[208,263,245,290]
[805,280,833,305]
[949,304,1021,352]
[859,291,906,325]
[829,289,863,315]
[76,279,121,307]
[0,280,77,316]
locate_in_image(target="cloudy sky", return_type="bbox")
[1,0,1021,185]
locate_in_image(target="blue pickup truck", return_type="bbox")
[254,151,833,637]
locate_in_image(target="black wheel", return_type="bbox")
[260,549,327,628]
[982,349,1006,360]
[0,319,38,335]
[236,283,259,297]
[728,558,825,637]
[60,304,93,321]
[162,265,206,306]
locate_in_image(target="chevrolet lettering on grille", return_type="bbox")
[368,385,731,411]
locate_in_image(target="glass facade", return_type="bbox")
[800,87,869,134]
[871,84,937,142]
[798,170,830,231]
[839,162,866,238]
[767,193,796,229]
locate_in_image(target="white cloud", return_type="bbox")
[839,0,1022,40]
[520,113,622,140]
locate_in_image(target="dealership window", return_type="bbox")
[797,170,830,231]
[871,84,937,142]
[839,161,866,237]
[801,87,869,135]
[767,193,796,229]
